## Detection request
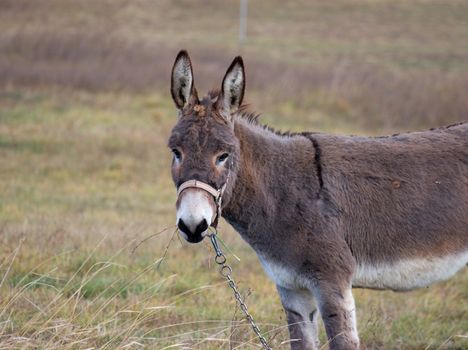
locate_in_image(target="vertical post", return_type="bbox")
[239,0,248,45]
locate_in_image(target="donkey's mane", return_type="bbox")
[203,91,303,138]
[204,89,262,127]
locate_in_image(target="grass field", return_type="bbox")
[1,0,467,349]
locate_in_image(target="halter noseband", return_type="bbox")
[177,179,227,228]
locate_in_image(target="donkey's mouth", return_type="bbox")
[185,233,205,244]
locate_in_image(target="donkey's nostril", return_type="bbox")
[195,219,208,236]
[177,219,191,235]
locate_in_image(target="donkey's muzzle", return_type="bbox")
[178,218,208,243]
[176,187,215,243]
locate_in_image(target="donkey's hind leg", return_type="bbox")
[277,286,320,350]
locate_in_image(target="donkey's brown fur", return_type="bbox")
[168,51,468,350]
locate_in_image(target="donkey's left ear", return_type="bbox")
[219,56,245,120]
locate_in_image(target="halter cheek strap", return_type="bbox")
[177,179,227,228]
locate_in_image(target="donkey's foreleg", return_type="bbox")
[314,283,359,350]
[277,286,320,350]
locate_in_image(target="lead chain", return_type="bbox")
[208,233,272,350]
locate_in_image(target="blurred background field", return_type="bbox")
[0,0,467,349]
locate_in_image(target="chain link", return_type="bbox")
[208,232,272,350]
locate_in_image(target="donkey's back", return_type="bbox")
[316,122,468,291]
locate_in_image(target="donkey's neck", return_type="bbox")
[222,117,321,247]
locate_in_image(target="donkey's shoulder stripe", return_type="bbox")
[302,133,324,197]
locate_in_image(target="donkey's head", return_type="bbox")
[168,50,244,243]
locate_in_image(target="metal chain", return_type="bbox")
[208,232,272,350]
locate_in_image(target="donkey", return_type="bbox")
[167,50,468,350]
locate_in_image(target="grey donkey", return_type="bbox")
[167,50,468,349]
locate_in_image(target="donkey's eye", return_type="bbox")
[216,153,229,165]
[172,149,182,161]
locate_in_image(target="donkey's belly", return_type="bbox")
[352,251,468,291]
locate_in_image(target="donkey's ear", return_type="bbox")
[171,50,198,110]
[219,56,245,119]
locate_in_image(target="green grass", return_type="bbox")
[0,88,466,349]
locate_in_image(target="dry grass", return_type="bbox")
[1,0,468,348]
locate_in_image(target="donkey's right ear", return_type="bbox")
[171,50,198,110]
